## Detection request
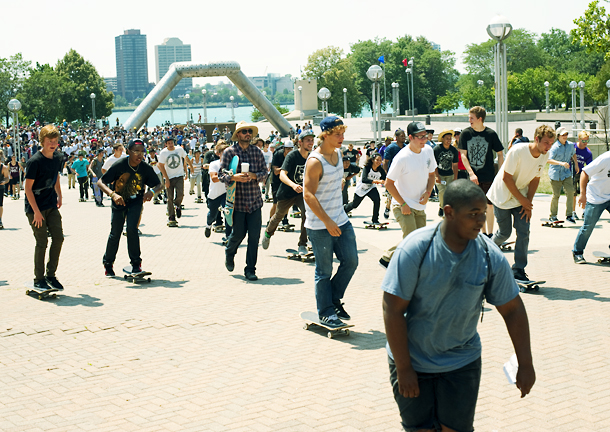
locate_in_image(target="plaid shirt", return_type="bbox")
[218,143,268,213]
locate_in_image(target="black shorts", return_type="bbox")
[9,177,19,186]
[0,186,4,206]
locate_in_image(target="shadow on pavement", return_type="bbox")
[230,275,304,286]
[536,286,610,302]
[0,280,7,287]
[341,329,387,351]
[125,279,190,289]
[54,294,103,307]
[139,233,160,237]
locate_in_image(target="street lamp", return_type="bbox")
[7,98,21,191]
[367,64,384,145]
[169,98,174,124]
[544,81,550,114]
[201,89,208,123]
[605,79,610,132]
[391,83,397,117]
[487,15,513,148]
[343,88,348,118]
[317,87,331,118]
[298,85,304,121]
[569,80,577,132]
[185,93,190,125]
[230,95,235,122]
[90,93,96,127]
[405,68,412,119]
[579,81,585,130]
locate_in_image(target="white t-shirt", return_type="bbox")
[158,146,187,179]
[102,153,127,171]
[208,160,226,200]
[584,151,610,205]
[386,145,437,211]
[262,149,272,168]
[487,143,548,209]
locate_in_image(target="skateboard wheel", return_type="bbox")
[25,290,30,295]
[534,286,539,291]
[147,278,151,283]
[124,275,128,280]
[38,295,42,300]
[52,294,57,298]
[519,286,526,293]
[344,329,350,336]
[303,323,309,330]
[327,332,333,339]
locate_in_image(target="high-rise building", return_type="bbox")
[155,37,192,97]
[115,29,149,102]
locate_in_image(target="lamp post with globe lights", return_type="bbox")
[367,65,384,145]
[477,80,484,110]
[579,81,585,130]
[544,81,550,114]
[90,93,96,127]
[169,98,174,124]
[230,96,235,122]
[487,15,513,148]
[405,68,412,119]
[343,88,348,118]
[317,87,331,118]
[569,81,578,132]
[202,89,208,123]
[298,86,304,121]
[7,98,22,189]
[185,94,190,125]
[606,80,610,132]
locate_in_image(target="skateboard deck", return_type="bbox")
[213,225,225,233]
[24,282,59,300]
[516,280,545,293]
[277,224,295,232]
[300,311,354,339]
[541,218,564,228]
[593,251,610,264]
[500,241,516,251]
[223,155,240,227]
[286,248,315,263]
[290,211,302,218]
[122,266,152,283]
[363,221,389,230]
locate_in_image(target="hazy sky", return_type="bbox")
[3,0,593,86]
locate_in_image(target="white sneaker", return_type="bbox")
[298,245,308,255]
[262,234,270,250]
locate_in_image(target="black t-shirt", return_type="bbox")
[433,145,459,177]
[458,126,503,182]
[100,158,160,209]
[344,148,358,163]
[202,150,218,172]
[271,146,287,190]
[277,150,307,201]
[344,162,361,178]
[24,150,64,214]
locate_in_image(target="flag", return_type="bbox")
[378,55,385,64]
[402,58,409,67]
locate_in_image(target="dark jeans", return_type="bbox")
[103,202,143,267]
[78,176,88,199]
[26,207,64,281]
[345,188,381,222]
[492,205,530,271]
[167,176,184,219]
[226,207,262,274]
[207,193,232,237]
[389,356,481,432]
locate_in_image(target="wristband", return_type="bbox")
[401,202,408,207]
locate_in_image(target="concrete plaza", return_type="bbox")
[1,173,609,431]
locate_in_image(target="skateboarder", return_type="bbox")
[487,125,555,281]
[382,179,535,432]
[158,136,188,227]
[572,131,593,220]
[205,141,232,239]
[572,150,610,264]
[344,152,386,223]
[303,116,358,328]
[88,150,105,206]
[262,130,314,255]
[98,139,163,276]
[382,129,407,219]
[547,127,578,224]
[433,129,459,217]
[218,121,268,281]
[24,125,65,290]
[0,160,9,229]
[72,151,90,202]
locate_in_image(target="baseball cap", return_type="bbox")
[165,136,175,143]
[320,116,344,132]
[556,127,568,136]
[284,140,295,148]
[127,139,144,150]
[299,130,315,140]
[407,122,426,136]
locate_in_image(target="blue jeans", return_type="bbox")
[306,221,358,318]
[103,202,143,267]
[91,176,102,204]
[573,200,610,254]
[226,208,262,274]
[206,193,232,237]
[492,205,530,271]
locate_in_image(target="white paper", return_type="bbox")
[503,354,518,384]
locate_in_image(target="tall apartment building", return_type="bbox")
[155,37,192,98]
[115,29,149,102]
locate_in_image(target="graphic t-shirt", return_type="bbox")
[354,165,386,197]
[574,144,593,171]
[458,127,504,182]
[99,158,160,209]
[159,146,187,179]
[24,150,63,214]
[344,148,358,163]
[277,150,307,201]
[433,145,459,177]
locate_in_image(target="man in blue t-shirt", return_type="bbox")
[547,127,578,223]
[382,179,535,432]
[71,152,90,202]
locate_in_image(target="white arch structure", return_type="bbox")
[123,61,294,136]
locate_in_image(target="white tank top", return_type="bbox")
[304,149,349,230]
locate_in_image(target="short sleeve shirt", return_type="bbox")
[24,150,63,214]
[277,150,307,201]
[548,141,576,181]
[433,145,459,176]
[386,145,437,211]
[99,158,160,209]
[583,151,610,204]
[158,146,187,179]
[458,127,504,182]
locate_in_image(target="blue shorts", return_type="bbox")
[388,356,481,432]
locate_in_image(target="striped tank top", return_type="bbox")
[304,149,349,230]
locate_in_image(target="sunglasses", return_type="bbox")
[414,133,428,139]
[240,129,253,134]
[581,139,589,143]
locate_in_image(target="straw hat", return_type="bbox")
[232,121,258,141]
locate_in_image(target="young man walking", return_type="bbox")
[382,129,407,219]
[383,179,535,432]
[158,136,188,227]
[303,116,358,327]
[433,129,459,217]
[487,125,555,281]
[218,121,268,281]
[547,127,578,223]
[88,150,105,206]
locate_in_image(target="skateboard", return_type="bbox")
[500,241,515,251]
[290,211,302,218]
[300,311,354,339]
[213,224,225,233]
[287,248,315,263]
[593,251,610,264]
[277,223,295,232]
[195,198,204,204]
[167,220,178,227]
[123,266,152,283]
[25,282,59,300]
[541,218,564,228]
[223,155,240,227]
[363,221,389,230]
[516,280,545,293]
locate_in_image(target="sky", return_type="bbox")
[1,0,594,87]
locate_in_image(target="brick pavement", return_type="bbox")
[1,177,609,431]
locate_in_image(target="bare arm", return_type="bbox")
[497,150,504,170]
[54,173,62,209]
[578,171,589,208]
[459,149,478,185]
[279,169,301,193]
[572,154,579,173]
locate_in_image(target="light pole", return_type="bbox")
[90,93,96,127]
[343,88,347,118]
[544,81,550,114]
[579,81,585,130]
[367,65,384,146]
[409,58,415,122]
[298,85,304,121]
[7,98,21,191]
[569,80,577,133]
[606,80,610,132]
[317,87,331,118]
[391,83,397,117]
[202,89,208,123]
[185,94,190,125]
[230,95,235,122]
[405,68,412,118]
[477,80,484,110]
[169,98,174,124]
[395,82,400,117]
[487,15,513,148]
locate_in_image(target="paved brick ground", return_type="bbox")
[1,177,609,431]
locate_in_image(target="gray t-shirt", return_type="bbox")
[381,224,518,373]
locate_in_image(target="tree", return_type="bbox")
[539,28,604,75]
[348,38,393,110]
[457,75,495,111]
[17,63,68,124]
[434,91,460,114]
[572,0,610,60]
[0,53,31,126]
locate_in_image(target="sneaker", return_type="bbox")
[573,252,586,264]
[549,216,558,222]
[0,221,4,230]
[131,263,142,274]
[225,255,235,272]
[104,264,115,277]
[379,258,389,269]
[298,245,308,256]
[175,205,182,218]
[205,226,211,238]
[45,276,64,290]
[319,314,344,329]
[513,269,528,281]
[566,216,576,224]
[33,279,52,290]
[245,272,258,281]
[262,233,271,250]
[383,208,390,219]
[438,208,444,217]
[137,229,142,235]
[189,190,194,195]
[572,211,579,220]
[334,303,350,320]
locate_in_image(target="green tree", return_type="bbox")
[434,91,460,114]
[539,28,604,75]
[17,63,68,124]
[113,94,129,107]
[348,38,393,110]
[457,75,495,111]
[572,0,610,60]
[0,53,31,126]
[55,49,113,122]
